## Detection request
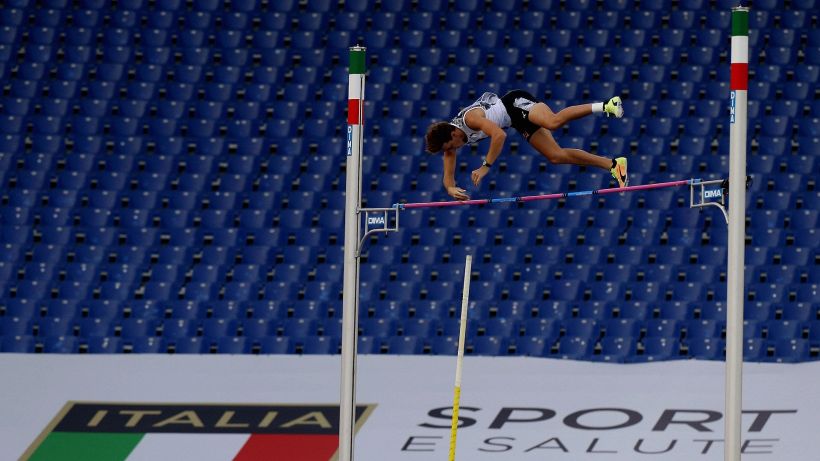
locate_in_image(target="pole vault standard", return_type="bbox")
[726,6,749,461]
[339,45,365,461]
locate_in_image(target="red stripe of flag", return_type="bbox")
[730,63,748,90]
[233,434,339,461]
[348,99,362,125]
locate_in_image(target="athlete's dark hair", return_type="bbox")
[425,122,455,153]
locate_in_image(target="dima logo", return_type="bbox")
[368,216,386,226]
[704,189,722,199]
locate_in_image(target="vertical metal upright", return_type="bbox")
[726,6,749,461]
[340,45,366,461]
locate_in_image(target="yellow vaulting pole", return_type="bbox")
[448,254,472,461]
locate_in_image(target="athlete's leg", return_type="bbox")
[528,128,611,170]
[527,102,593,132]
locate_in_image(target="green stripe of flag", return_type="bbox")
[28,432,144,461]
[731,8,749,36]
[349,48,366,74]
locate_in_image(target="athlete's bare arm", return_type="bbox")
[464,109,506,187]
[442,149,469,200]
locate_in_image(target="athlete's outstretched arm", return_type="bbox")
[443,149,469,200]
[467,114,506,187]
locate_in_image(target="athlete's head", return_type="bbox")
[425,122,466,153]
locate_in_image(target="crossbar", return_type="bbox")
[395,179,698,210]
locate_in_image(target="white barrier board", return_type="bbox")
[0,354,817,460]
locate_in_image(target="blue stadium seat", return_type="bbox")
[43,336,79,354]
[555,336,593,360]
[765,320,805,342]
[0,335,36,353]
[240,318,273,339]
[386,336,423,355]
[643,337,680,361]
[258,337,291,354]
[399,318,439,338]
[216,337,248,354]
[519,337,550,357]
[119,318,159,339]
[604,319,642,338]
[687,338,724,360]
[0,317,33,337]
[471,336,510,356]
[428,336,457,355]
[772,339,810,363]
[86,336,123,353]
[169,337,205,354]
[596,337,637,362]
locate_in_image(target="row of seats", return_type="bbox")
[10,221,807,249]
[0,175,812,205]
[0,161,810,191]
[3,109,816,139]
[1,24,814,65]
[0,218,810,247]
[0,151,815,184]
[3,84,812,121]
[0,195,814,222]
[0,177,813,207]
[0,140,812,173]
[0,250,816,280]
[1,200,815,231]
[2,0,810,14]
[11,95,813,128]
[0,232,814,262]
[4,32,811,60]
[5,52,816,87]
[0,246,820,288]
[3,254,818,283]
[1,333,816,362]
[3,82,815,122]
[2,258,817,288]
[4,70,815,101]
[1,137,816,171]
[1,297,814,322]
[3,279,814,303]
[0,132,816,160]
[0,241,815,271]
[2,5,812,32]
[3,306,818,332]
[4,18,809,45]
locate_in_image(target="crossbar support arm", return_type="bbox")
[357,207,400,256]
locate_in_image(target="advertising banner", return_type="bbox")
[1,355,817,460]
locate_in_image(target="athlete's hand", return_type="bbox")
[447,186,470,201]
[471,166,489,187]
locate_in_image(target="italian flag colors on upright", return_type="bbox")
[347,46,366,128]
[23,403,375,461]
[730,6,749,91]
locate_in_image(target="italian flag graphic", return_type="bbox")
[24,403,375,461]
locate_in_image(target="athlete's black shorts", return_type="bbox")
[500,89,542,141]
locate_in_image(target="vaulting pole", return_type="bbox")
[339,45,366,461]
[726,6,749,461]
[448,255,473,461]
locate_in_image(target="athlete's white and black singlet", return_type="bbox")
[449,90,544,143]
